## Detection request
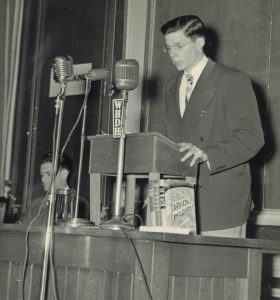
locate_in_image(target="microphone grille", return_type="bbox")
[115,59,139,91]
[53,55,74,83]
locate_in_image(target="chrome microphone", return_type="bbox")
[114,59,139,91]
[52,55,74,83]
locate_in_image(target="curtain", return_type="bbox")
[0,0,24,194]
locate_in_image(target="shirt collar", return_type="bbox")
[184,55,208,81]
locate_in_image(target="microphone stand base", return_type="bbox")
[56,218,95,227]
[100,216,134,231]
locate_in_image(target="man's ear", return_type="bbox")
[196,37,205,49]
[61,169,69,180]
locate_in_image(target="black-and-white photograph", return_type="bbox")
[0,0,280,299]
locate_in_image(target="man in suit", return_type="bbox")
[160,15,264,237]
[19,152,89,225]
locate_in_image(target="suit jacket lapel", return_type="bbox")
[182,59,217,139]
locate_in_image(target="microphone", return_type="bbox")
[114,59,139,91]
[87,68,109,81]
[104,59,139,230]
[52,55,74,83]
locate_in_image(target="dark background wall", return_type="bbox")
[144,0,280,210]
[12,0,125,208]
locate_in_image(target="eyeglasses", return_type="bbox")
[163,40,193,54]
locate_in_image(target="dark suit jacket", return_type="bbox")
[162,58,264,231]
[18,193,90,226]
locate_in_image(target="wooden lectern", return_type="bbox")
[88,132,197,225]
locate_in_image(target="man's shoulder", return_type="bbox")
[213,60,249,80]
[18,196,47,224]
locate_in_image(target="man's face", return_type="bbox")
[164,29,205,72]
[40,162,68,192]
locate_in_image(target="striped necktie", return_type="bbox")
[185,73,194,102]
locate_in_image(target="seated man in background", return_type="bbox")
[19,152,90,225]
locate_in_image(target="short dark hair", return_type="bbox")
[40,152,73,185]
[161,15,206,40]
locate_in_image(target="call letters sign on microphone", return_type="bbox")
[112,98,124,138]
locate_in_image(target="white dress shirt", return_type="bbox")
[179,55,208,117]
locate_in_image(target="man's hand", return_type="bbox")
[178,142,208,167]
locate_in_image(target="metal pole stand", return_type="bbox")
[57,75,93,228]
[100,91,133,230]
[39,83,66,300]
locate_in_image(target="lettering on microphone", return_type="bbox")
[114,109,121,118]
[114,127,122,137]
[114,100,123,110]
[112,99,124,138]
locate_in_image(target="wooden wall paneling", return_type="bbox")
[212,278,226,300]
[114,271,134,300]
[53,235,134,272]
[185,276,201,300]
[74,268,99,300]
[69,268,107,300]
[60,266,80,300]
[247,248,263,300]
[236,278,249,300]
[51,238,135,299]
[133,239,155,300]
[0,261,10,299]
[40,256,133,299]
[224,278,238,300]
[27,264,42,300]
[133,239,170,300]
[167,276,248,300]
[167,276,188,300]
[199,277,215,300]
[169,243,247,278]
[5,261,21,300]
[0,227,267,299]
[0,260,50,300]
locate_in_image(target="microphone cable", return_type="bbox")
[21,192,49,300]
[60,75,92,157]
[40,75,93,299]
[120,225,154,300]
[21,193,59,299]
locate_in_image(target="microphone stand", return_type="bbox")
[100,90,133,230]
[59,74,93,227]
[39,83,66,300]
